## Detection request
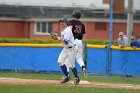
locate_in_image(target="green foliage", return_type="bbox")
[83,39,109,45]
[0,38,60,44]
[0,38,110,45]
[113,40,118,46]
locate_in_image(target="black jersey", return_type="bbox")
[69,20,85,40]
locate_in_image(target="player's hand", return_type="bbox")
[83,68,88,79]
[119,45,124,48]
[51,31,59,40]
[133,46,136,49]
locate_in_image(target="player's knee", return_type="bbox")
[70,65,75,69]
[57,61,61,65]
[58,61,63,66]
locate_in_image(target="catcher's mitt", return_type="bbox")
[50,31,60,40]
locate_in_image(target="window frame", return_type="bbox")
[34,21,52,35]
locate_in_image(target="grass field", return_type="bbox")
[0,85,140,93]
[0,72,140,93]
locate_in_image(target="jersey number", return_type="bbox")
[74,25,82,34]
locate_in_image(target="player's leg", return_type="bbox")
[75,39,85,67]
[71,66,80,85]
[65,58,71,72]
[67,47,80,85]
[65,56,80,80]
[58,49,71,83]
[75,40,88,77]
[61,58,70,80]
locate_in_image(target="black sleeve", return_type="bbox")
[68,20,74,27]
[82,24,86,35]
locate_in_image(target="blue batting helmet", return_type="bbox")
[59,18,69,23]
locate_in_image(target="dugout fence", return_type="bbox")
[0,43,140,76]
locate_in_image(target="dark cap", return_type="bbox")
[72,10,81,19]
[131,36,136,40]
[59,18,69,23]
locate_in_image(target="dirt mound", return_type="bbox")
[0,77,140,89]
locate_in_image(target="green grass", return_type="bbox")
[0,85,140,93]
[87,75,140,85]
[0,72,140,85]
[0,72,62,80]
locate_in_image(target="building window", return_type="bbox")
[95,22,107,31]
[35,22,52,35]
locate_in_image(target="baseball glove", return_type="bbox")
[50,31,60,40]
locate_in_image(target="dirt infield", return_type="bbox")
[0,77,140,89]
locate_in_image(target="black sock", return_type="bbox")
[82,66,85,70]
[72,67,79,78]
[60,64,69,77]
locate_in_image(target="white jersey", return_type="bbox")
[118,35,129,47]
[58,26,75,68]
[61,27,75,48]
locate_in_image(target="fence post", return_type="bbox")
[107,0,114,77]
[106,46,112,77]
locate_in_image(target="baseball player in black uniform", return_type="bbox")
[68,10,88,78]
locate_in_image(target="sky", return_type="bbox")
[0,0,140,10]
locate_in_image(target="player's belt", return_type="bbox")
[68,46,72,48]
[67,44,76,48]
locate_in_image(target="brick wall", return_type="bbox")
[0,21,25,38]
[0,21,140,40]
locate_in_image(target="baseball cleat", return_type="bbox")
[83,68,88,78]
[74,78,80,85]
[61,76,65,80]
[60,76,71,84]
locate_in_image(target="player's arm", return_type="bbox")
[57,33,70,44]
[62,30,72,44]
[69,25,73,29]
[82,24,86,34]
[130,42,136,48]
[82,24,86,39]
[68,20,74,29]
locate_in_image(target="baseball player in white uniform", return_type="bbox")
[57,18,80,85]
